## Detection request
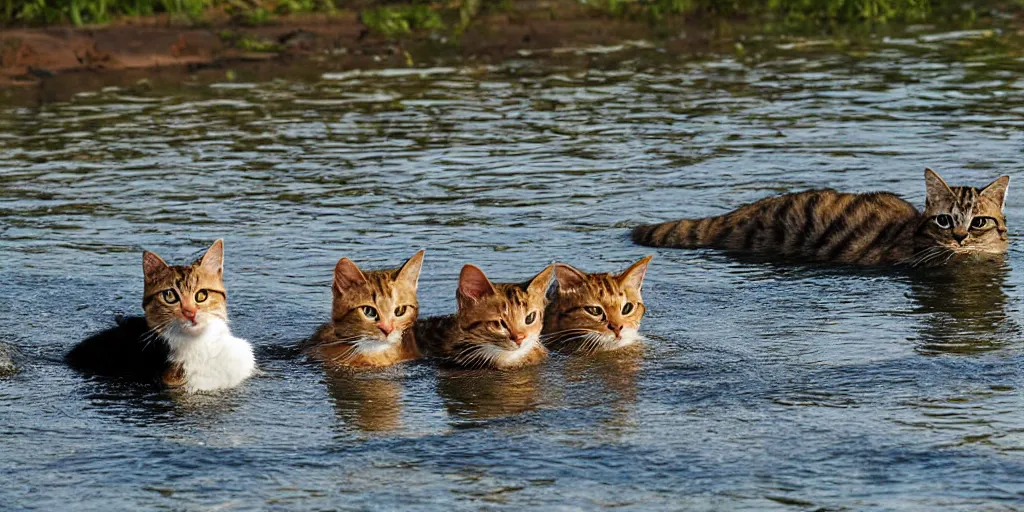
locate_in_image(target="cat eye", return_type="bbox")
[970,217,994,230]
[195,290,209,303]
[583,306,604,317]
[499,319,510,332]
[394,305,408,317]
[361,306,379,320]
[934,214,953,229]
[525,312,537,325]
[161,290,179,304]
[622,303,635,315]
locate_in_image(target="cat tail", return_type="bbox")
[631,217,722,248]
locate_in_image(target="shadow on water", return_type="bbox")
[906,256,1017,355]
[325,365,406,433]
[72,377,248,426]
[560,347,641,425]
[436,366,544,422]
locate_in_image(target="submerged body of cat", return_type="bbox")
[543,255,653,354]
[632,169,1010,267]
[66,240,256,393]
[303,251,425,368]
[415,264,554,371]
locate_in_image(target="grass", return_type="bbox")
[360,3,445,38]
[0,0,1007,28]
[580,0,936,23]
[1,0,330,26]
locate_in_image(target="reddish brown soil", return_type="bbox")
[0,6,689,96]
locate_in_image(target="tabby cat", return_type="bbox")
[304,250,425,368]
[66,240,256,393]
[632,169,1009,266]
[543,255,653,353]
[415,264,554,370]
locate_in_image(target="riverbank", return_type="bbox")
[1,2,690,86]
[1,0,1021,101]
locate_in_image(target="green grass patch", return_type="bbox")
[0,0,1014,30]
[1,0,330,26]
[360,3,445,38]
[234,33,278,51]
[581,0,937,23]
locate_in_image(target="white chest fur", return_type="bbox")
[163,318,256,393]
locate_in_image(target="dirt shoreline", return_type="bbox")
[0,5,697,95]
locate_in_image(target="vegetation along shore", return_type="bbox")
[2,0,1023,93]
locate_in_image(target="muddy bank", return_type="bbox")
[0,4,691,95]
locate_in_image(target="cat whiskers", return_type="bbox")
[316,335,377,348]
[541,329,594,351]
[577,332,613,355]
[903,246,956,268]
[323,336,389,363]
[543,329,613,354]
[452,343,500,370]
[139,319,173,352]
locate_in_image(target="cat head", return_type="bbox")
[543,255,652,353]
[451,264,554,369]
[920,168,1009,255]
[142,239,227,339]
[329,250,424,349]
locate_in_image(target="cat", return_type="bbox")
[543,255,653,354]
[415,263,554,370]
[631,169,1009,267]
[66,239,256,393]
[303,250,425,368]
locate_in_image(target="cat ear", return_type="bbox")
[333,258,367,295]
[197,239,224,275]
[924,168,955,208]
[553,263,587,290]
[618,255,653,291]
[457,265,496,303]
[980,175,1010,212]
[526,264,555,297]
[142,250,170,284]
[395,250,425,289]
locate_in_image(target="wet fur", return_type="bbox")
[67,240,255,393]
[632,169,1009,267]
[415,264,553,370]
[304,251,424,368]
[543,256,652,354]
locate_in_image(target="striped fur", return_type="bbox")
[415,264,553,370]
[543,256,652,354]
[632,169,1009,267]
[304,251,424,368]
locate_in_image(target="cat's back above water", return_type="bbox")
[65,316,171,383]
[412,314,457,357]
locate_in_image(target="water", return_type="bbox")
[2,28,1024,510]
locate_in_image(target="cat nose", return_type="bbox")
[378,322,394,335]
[510,332,526,346]
[609,324,623,338]
[181,307,197,323]
[953,231,969,244]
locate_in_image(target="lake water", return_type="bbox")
[1,26,1023,510]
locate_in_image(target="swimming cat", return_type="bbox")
[415,264,554,370]
[66,240,256,393]
[304,250,424,368]
[543,255,652,354]
[631,169,1009,267]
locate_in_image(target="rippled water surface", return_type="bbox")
[2,29,1024,510]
